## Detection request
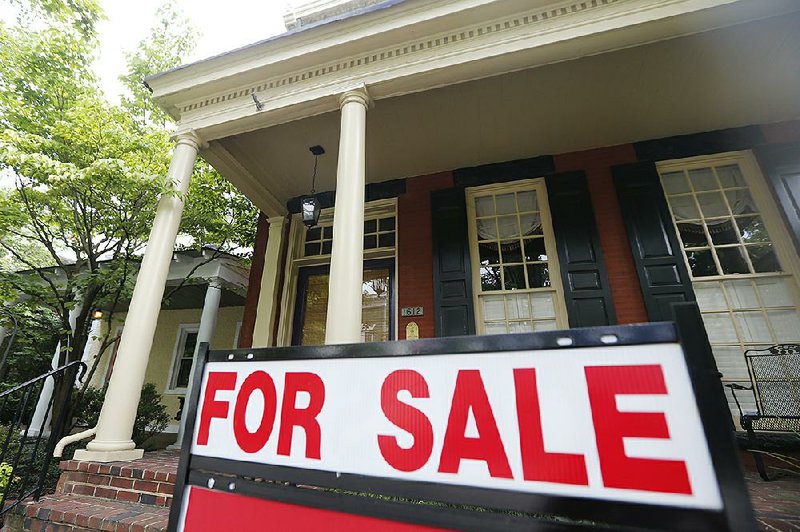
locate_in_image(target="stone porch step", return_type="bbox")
[55,452,179,507]
[2,493,169,532]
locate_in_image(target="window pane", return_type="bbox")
[517,191,538,212]
[506,294,530,320]
[686,249,717,277]
[496,216,519,239]
[364,219,377,233]
[519,214,542,236]
[305,242,320,256]
[708,221,738,245]
[480,266,501,291]
[694,282,726,312]
[482,296,505,321]
[767,310,800,340]
[748,244,781,273]
[379,217,395,231]
[726,189,756,216]
[503,265,525,290]
[323,226,333,238]
[531,292,555,319]
[669,195,700,220]
[737,216,769,244]
[364,235,377,249]
[321,241,332,255]
[496,193,516,215]
[688,168,718,191]
[307,227,322,241]
[176,359,193,388]
[734,311,771,343]
[717,247,749,275]
[702,313,738,343]
[475,196,494,217]
[183,332,198,357]
[362,268,391,343]
[717,165,746,188]
[479,242,499,265]
[661,171,690,195]
[523,238,547,262]
[527,264,550,288]
[378,233,396,248]
[756,277,794,308]
[724,280,758,309]
[696,192,727,218]
[677,224,708,247]
[300,273,330,345]
[500,240,522,263]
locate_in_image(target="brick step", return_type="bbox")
[55,452,179,508]
[2,493,169,532]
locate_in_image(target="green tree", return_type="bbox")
[0,0,257,434]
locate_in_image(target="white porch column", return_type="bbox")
[169,281,222,449]
[252,216,287,347]
[325,87,371,345]
[29,305,80,437]
[74,131,201,462]
[80,317,105,367]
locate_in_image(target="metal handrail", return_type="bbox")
[0,360,86,516]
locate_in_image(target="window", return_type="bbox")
[168,325,199,392]
[466,180,568,334]
[658,153,800,411]
[104,326,124,385]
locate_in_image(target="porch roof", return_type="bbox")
[148,0,800,216]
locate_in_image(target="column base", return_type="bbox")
[72,448,144,463]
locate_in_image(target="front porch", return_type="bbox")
[4,450,799,531]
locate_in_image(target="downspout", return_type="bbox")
[53,427,97,458]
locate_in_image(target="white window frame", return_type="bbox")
[465,178,570,335]
[165,323,200,394]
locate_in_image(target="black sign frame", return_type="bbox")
[167,303,756,531]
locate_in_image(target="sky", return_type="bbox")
[97,0,290,101]
[1,0,291,102]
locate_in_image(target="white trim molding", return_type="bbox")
[148,0,800,142]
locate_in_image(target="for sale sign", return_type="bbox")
[168,307,755,531]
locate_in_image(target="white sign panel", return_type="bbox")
[190,343,722,510]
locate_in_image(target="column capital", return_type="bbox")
[339,85,372,110]
[172,130,207,151]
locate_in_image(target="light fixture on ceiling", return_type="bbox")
[300,145,325,228]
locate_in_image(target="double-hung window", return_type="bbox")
[466,180,568,334]
[167,324,200,392]
[658,152,800,411]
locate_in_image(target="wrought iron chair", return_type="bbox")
[725,344,800,481]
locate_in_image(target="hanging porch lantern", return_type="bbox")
[301,145,325,228]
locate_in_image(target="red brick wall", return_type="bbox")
[239,212,270,348]
[554,145,649,324]
[397,172,454,339]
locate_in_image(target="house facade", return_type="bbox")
[69,0,800,462]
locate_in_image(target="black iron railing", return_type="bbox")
[0,360,86,515]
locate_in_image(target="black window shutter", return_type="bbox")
[545,171,616,327]
[612,162,695,321]
[755,142,800,252]
[431,188,475,337]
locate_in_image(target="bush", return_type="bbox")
[76,382,170,449]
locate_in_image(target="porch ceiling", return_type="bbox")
[211,12,800,207]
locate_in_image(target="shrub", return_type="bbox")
[76,382,170,449]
